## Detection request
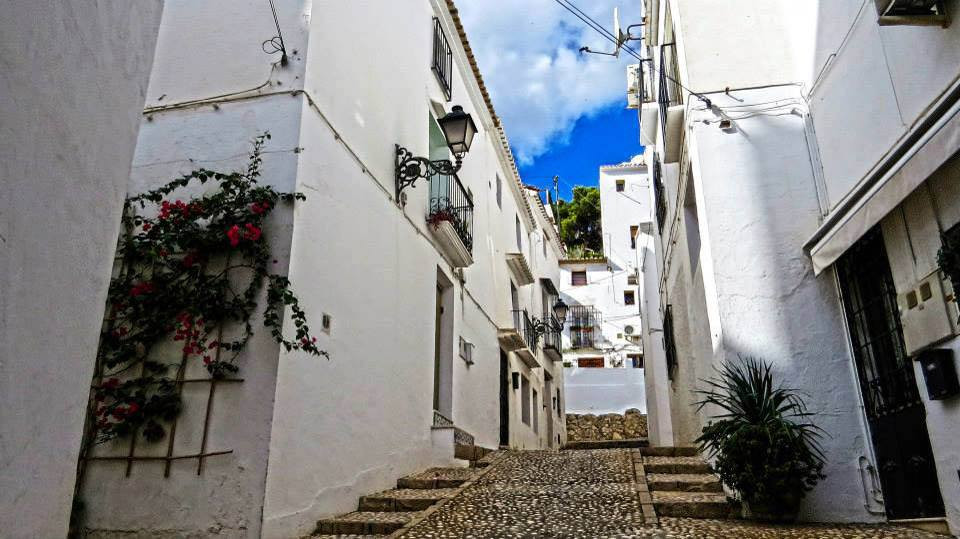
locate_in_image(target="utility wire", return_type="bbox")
[263,0,289,66]
[551,0,713,108]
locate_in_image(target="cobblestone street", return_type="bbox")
[395,450,951,539]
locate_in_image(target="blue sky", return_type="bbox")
[517,105,642,200]
[457,0,643,201]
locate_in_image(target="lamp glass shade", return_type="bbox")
[552,299,569,323]
[438,105,477,157]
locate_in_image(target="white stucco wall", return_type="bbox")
[809,0,960,211]
[0,3,164,537]
[57,0,564,537]
[681,86,880,523]
[563,367,647,414]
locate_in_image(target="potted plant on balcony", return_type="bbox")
[695,356,825,522]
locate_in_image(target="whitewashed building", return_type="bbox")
[0,3,165,538]
[560,158,648,414]
[4,1,568,537]
[635,0,959,532]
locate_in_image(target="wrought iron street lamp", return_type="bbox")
[395,105,478,203]
[530,298,570,341]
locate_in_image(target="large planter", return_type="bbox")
[741,495,800,523]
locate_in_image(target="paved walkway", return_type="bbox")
[397,449,950,539]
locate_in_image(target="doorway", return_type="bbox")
[433,271,454,421]
[499,349,510,446]
[836,228,944,520]
[544,375,554,448]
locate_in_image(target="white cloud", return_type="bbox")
[457,0,638,165]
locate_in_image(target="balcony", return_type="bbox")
[506,252,534,285]
[498,309,539,368]
[568,305,601,350]
[542,315,563,362]
[658,44,684,163]
[427,173,474,268]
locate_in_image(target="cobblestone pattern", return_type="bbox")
[396,449,952,539]
[566,409,648,441]
[400,449,649,538]
[657,518,951,538]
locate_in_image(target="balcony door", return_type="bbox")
[836,228,944,520]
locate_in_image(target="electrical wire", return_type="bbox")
[551,0,713,107]
[263,0,289,66]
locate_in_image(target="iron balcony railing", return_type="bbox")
[511,309,537,352]
[567,305,601,349]
[542,314,562,354]
[432,17,453,101]
[428,173,474,252]
[658,43,682,146]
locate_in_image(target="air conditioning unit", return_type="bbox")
[874,0,946,23]
[627,64,639,93]
[624,325,635,335]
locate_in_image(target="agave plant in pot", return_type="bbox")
[695,356,826,522]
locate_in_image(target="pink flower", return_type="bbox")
[227,225,241,247]
[244,223,262,241]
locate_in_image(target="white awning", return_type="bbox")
[807,96,960,274]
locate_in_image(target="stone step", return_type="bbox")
[652,491,739,519]
[647,473,723,493]
[312,535,385,538]
[639,446,700,457]
[357,488,458,512]
[315,511,418,535]
[643,456,711,475]
[563,438,649,450]
[397,467,478,489]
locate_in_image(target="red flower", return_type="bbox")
[227,225,241,246]
[142,222,152,232]
[127,403,139,414]
[103,378,120,389]
[129,282,154,297]
[182,252,197,267]
[244,223,262,241]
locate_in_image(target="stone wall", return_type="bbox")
[566,409,648,441]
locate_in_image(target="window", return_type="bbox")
[532,389,539,433]
[630,225,639,249]
[629,354,644,369]
[556,389,561,417]
[431,18,452,100]
[577,357,604,368]
[521,376,531,425]
[663,305,677,380]
[653,154,667,233]
[515,215,522,250]
[571,270,587,286]
[616,179,625,192]
[624,290,636,305]
[496,175,502,209]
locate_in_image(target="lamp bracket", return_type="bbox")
[395,145,462,204]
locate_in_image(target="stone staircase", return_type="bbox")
[313,452,497,537]
[639,446,740,519]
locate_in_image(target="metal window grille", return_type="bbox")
[652,154,667,233]
[663,304,677,380]
[432,17,453,101]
